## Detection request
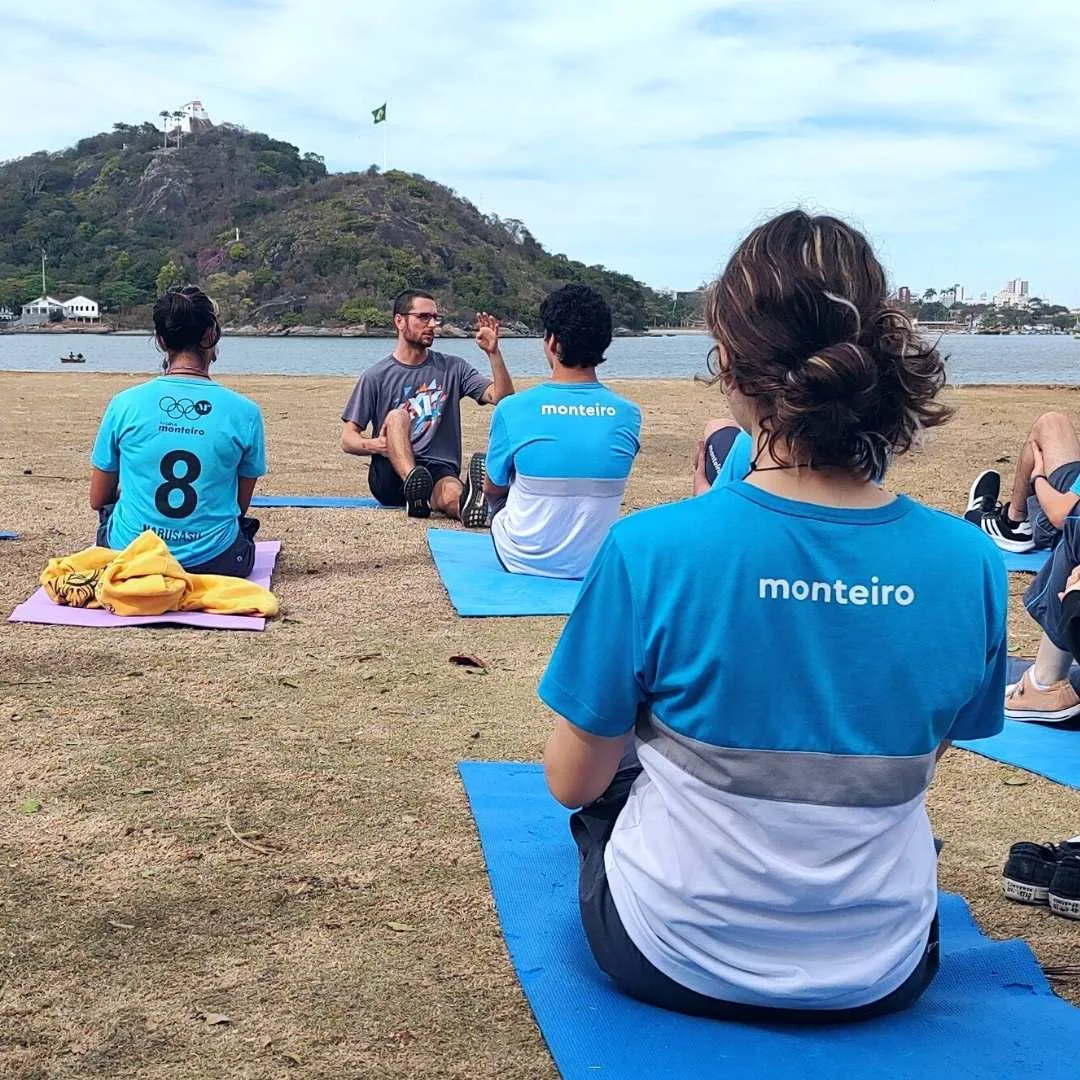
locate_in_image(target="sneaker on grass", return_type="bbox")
[1005,668,1080,723]
[964,469,1035,553]
[403,465,434,519]
[1049,856,1080,920]
[459,452,489,529]
[1002,840,1080,905]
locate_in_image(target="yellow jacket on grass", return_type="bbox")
[41,531,278,618]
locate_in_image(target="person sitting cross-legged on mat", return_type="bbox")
[540,210,1007,1024]
[89,286,266,578]
[340,290,514,524]
[964,415,1080,722]
[483,285,642,579]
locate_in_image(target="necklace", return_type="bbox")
[748,461,797,473]
[165,366,211,380]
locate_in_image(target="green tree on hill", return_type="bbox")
[0,121,664,331]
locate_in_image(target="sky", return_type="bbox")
[2,0,1079,306]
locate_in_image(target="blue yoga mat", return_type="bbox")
[955,656,1080,788]
[427,529,581,617]
[0,531,18,540]
[1003,549,1050,573]
[251,494,381,509]
[460,760,1080,1080]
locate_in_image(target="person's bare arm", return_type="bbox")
[475,313,515,405]
[1031,440,1080,530]
[543,717,630,809]
[1034,476,1080,530]
[89,468,119,510]
[237,475,258,514]
[341,420,388,457]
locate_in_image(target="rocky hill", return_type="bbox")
[0,122,668,330]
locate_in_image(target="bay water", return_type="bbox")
[1,331,1077,384]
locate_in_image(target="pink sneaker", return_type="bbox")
[1005,668,1080,723]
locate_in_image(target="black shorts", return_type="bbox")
[367,454,459,507]
[572,767,940,1023]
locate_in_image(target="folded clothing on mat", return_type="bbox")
[427,528,581,617]
[251,494,382,509]
[459,760,1080,1080]
[8,538,281,631]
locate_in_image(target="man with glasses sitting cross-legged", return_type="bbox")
[341,289,514,523]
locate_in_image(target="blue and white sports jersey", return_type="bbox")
[540,482,1006,1009]
[487,382,641,579]
[91,376,266,567]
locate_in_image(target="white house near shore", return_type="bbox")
[19,294,101,325]
[63,295,100,322]
[20,296,65,323]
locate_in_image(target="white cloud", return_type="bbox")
[1,0,1078,301]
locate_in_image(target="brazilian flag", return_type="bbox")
[372,103,387,125]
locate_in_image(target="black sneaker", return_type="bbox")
[1049,856,1080,920]
[403,465,434,518]
[964,470,1035,553]
[459,452,489,529]
[964,469,1001,522]
[1002,840,1080,905]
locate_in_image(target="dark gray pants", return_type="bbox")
[96,507,259,578]
[572,766,941,1023]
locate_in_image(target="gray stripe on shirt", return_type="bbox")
[636,712,936,808]
[513,474,627,498]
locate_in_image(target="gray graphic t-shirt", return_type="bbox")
[341,351,492,471]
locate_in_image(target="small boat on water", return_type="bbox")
[60,352,86,364]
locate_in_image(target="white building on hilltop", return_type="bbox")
[63,295,100,323]
[167,100,214,134]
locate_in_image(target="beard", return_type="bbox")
[404,329,434,348]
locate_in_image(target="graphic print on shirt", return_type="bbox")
[400,380,447,442]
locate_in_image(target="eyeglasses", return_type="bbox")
[407,312,444,326]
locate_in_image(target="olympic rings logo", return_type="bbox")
[158,396,213,420]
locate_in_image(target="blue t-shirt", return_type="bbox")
[487,382,641,578]
[91,376,266,567]
[540,483,1006,1009]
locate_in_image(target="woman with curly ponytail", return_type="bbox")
[540,211,1007,1022]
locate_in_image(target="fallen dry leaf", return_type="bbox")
[197,1012,233,1026]
[386,921,415,933]
[449,653,487,670]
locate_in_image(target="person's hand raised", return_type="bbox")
[475,312,500,355]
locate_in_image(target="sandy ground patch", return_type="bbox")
[1,373,1079,1078]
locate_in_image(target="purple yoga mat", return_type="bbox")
[7,541,281,632]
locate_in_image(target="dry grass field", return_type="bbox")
[2,372,1079,1078]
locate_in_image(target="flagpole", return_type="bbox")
[382,122,388,172]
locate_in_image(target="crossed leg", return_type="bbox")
[1006,412,1080,523]
[382,409,465,521]
[1003,414,1080,699]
